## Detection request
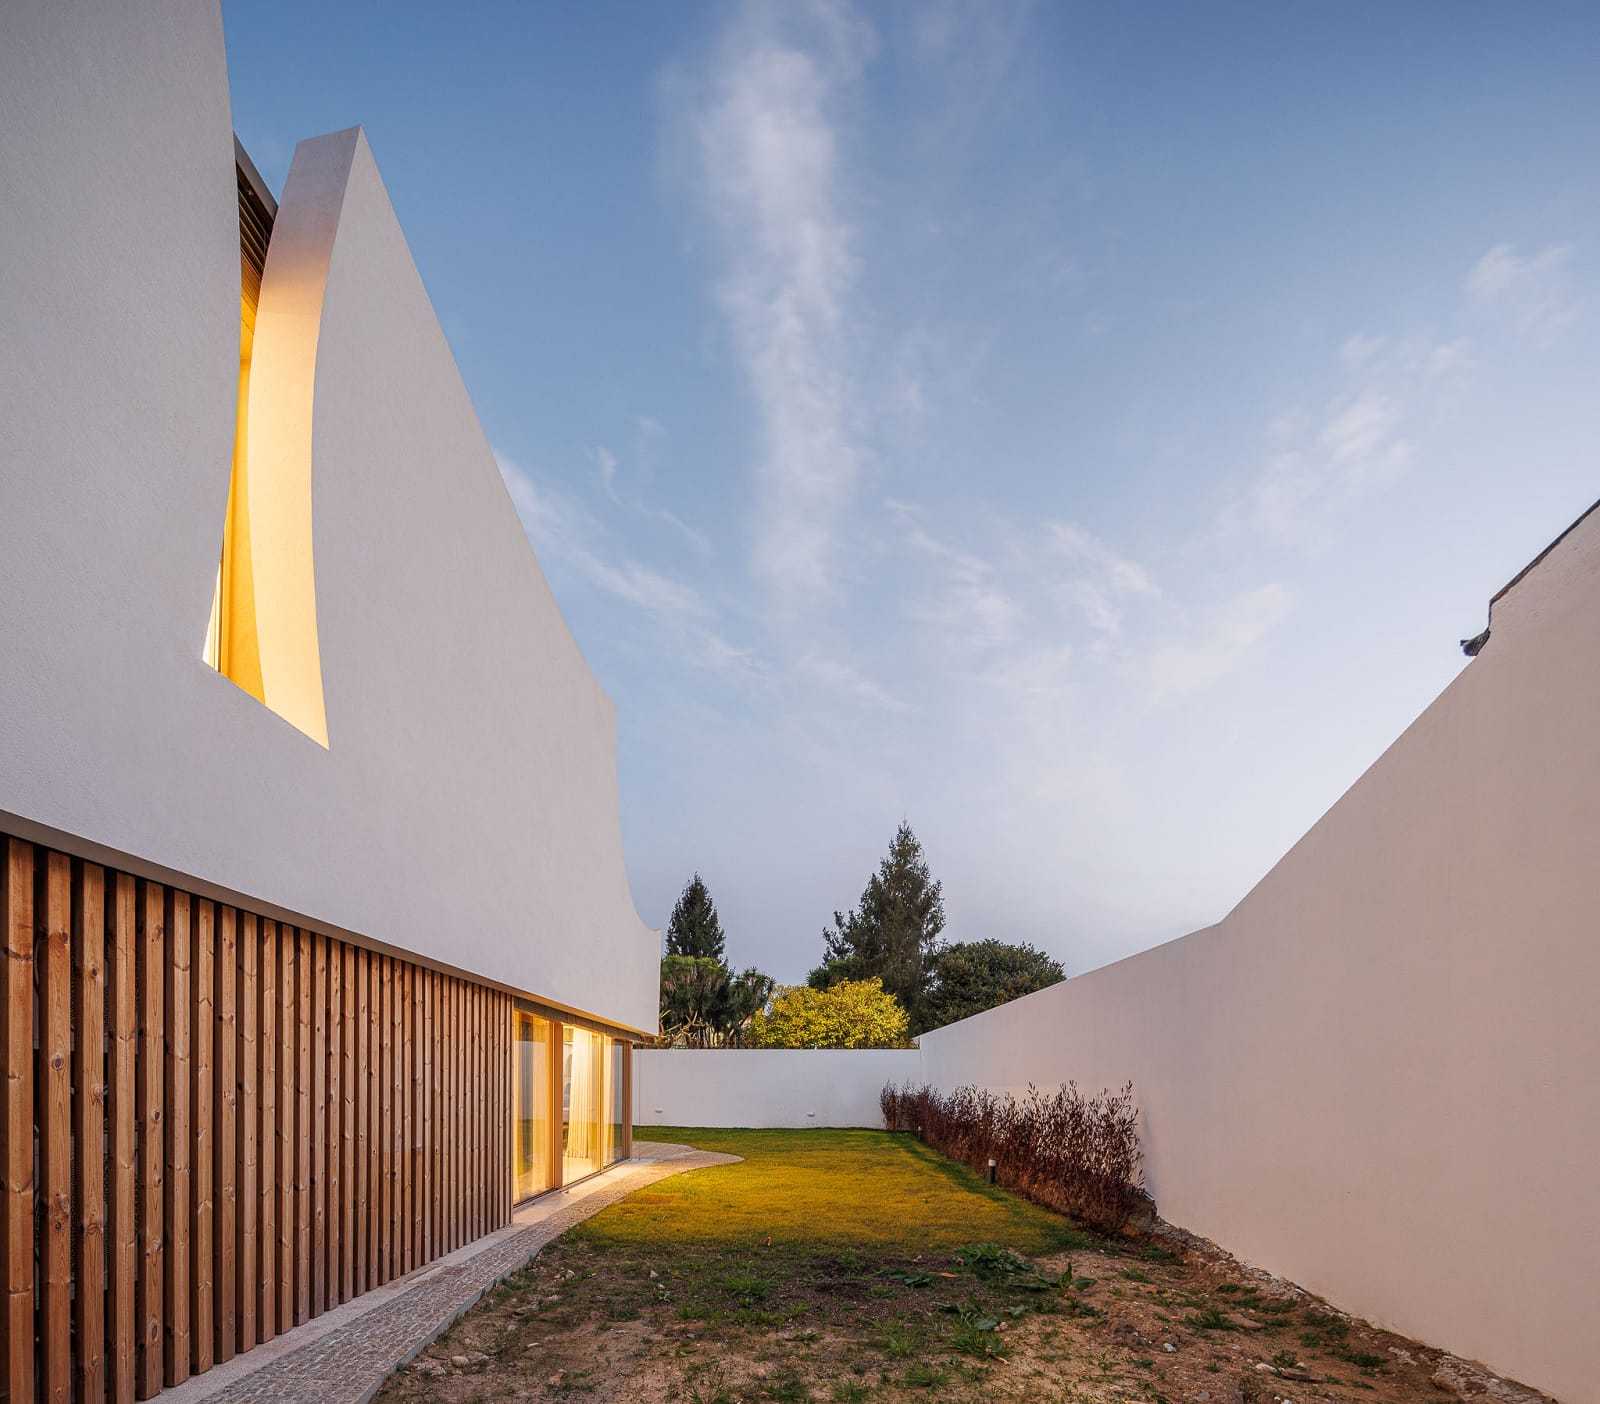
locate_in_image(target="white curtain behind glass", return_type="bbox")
[564,1027,606,1178]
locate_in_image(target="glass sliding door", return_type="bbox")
[520,1016,631,1195]
[562,1025,609,1183]
[513,1010,552,1202]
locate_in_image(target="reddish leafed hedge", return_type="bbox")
[881,1080,1147,1234]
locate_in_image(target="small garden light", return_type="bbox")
[987,1157,997,1184]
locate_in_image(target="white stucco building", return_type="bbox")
[1,5,658,1398]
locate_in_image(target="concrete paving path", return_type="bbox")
[164,1141,739,1404]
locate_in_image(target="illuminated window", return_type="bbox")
[561,1025,611,1183]
[204,141,329,747]
[513,1011,553,1201]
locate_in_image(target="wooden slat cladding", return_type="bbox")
[0,830,570,1404]
[3,839,35,1404]
[39,852,71,1404]
[107,873,138,1404]
[72,861,107,1404]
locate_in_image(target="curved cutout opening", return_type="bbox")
[204,148,328,748]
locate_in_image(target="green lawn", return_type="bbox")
[593,1127,1087,1256]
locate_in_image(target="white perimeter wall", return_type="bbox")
[0,5,658,1030]
[918,508,1600,1404]
[635,1050,921,1129]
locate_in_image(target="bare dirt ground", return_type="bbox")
[379,1230,1555,1403]
[375,1130,1556,1404]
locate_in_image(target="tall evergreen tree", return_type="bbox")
[664,872,726,960]
[808,823,945,1012]
[658,872,772,1046]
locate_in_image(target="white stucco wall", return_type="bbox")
[634,1050,922,1129]
[0,4,657,1032]
[917,507,1600,1404]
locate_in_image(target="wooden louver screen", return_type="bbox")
[0,831,515,1403]
[236,144,274,317]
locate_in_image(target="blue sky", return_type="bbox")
[226,1,1600,983]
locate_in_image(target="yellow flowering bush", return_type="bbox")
[748,977,909,1049]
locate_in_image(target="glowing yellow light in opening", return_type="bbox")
[204,270,328,748]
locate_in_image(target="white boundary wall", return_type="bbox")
[635,1049,921,1129]
[637,508,1600,1403]
[933,511,1600,1404]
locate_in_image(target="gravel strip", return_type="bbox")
[180,1142,738,1404]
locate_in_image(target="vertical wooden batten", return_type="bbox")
[1,839,33,1404]
[107,871,138,1404]
[0,829,638,1400]
[162,889,191,1387]
[39,850,73,1404]
[215,905,237,1364]
[191,900,215,1376]
[236,911,257,1356]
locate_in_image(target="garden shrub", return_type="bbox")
[880,1079,1146,1234]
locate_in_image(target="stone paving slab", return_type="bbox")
[168,1142,739,1404]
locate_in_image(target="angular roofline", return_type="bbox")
[1461,495,1600,656]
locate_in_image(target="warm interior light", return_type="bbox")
[204,289,265,699]
[204,171,329,748]
[562,1025,615,1182]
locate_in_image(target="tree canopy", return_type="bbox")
[749,978,909,1049]
[807,822,944,1013]
[664,873,726,960]
[919,939,1065,1030]
[659,955,774,1048]
[806,827,1067,1034]
[658,873,772,1046]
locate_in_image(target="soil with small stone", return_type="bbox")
[375,1133,1556,1404]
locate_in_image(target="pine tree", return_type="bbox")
[664,873,726,960]
[808,823,945,1013]
[658,872,773,1046]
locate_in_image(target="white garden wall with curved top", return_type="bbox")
[0,3,656,1031]
[915,506,1600,1404]
[634,1049,921,1129]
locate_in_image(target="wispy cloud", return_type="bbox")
[692,0,875,607]
[498,453,709,620]
[890,499,1019,652]
[794,652,909,714]
[1223,333,1465,549]
[1047,522,1159,636]
[1147,583,1293,701]
[592,425,714,560]
[498,453,784,693]
[1466,243,1579,345]
[890,495,1277,705]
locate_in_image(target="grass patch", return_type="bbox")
[1184,1306,1239,1332]
[591,1127,1086,1255]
